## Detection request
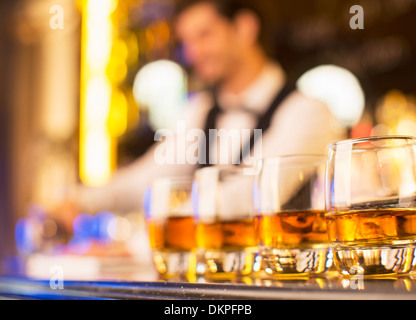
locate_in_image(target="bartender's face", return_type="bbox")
[175,2,246,85]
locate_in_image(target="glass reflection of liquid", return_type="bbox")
[147,216,196,281]
[196,217,257,279]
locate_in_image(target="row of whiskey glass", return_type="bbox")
[144,136,416,280]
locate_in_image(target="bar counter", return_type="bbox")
[1,271,416,300]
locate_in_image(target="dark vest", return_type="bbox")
[200,83,295,167]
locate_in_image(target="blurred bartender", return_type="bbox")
[67,0,346,215]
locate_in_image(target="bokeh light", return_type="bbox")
[374,90,416,136]
[297,65,365,127]
[133,59,188,130]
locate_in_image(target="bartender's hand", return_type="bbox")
[47,188,81,234]
[51,199,80,232]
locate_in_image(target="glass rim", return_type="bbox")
[194,164,255,174]
[151,175,194,186]
[258,154,326,167]
[328,135,416,150]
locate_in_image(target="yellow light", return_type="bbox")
[106,59,127,84]
[108,89,128,137]
[80,0,117,186]
[86,23,112,71]
[396,119,416,136]
[125,32,139,67]
[81,130,113,186]
[84,78,111,127]
[106,38,128,83]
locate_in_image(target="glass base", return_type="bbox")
[332,242,416,277]
[256,246,330,278]
[196,248,256,280]
[152,249,196,281]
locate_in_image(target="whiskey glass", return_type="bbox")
[192,165,257,280]
[144,177,196,280]
[326,136,416,277]
[253,155,329,277]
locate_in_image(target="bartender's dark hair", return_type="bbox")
[174,0,266,48]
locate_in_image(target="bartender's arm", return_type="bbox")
[68,93,211,215]
[260,91,346,159]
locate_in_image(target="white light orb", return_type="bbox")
[297,65,365,127]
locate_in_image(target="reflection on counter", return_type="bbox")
[14,205,157,281]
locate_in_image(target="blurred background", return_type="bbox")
[0,0,415,279]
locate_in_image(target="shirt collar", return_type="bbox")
[216,61,287,115]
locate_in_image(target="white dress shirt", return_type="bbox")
[74,61,347,214]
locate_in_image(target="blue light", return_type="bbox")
[94,211,114,243]
[70,211,115,250]
[191,180,199,219]
[143,186,152,219]
[67,235,92,255]
[15,218,36,255]
[252,179,260,214]
[72,213,94,239]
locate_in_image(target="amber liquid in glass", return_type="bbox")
[255,210,328,248]
[254,210,329,276]
[196,217,257,278]
[146,216,196,279]
[196,218,256,250]
[327,208,416,245]
[147,216,196,251]
[327,208,416,276]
